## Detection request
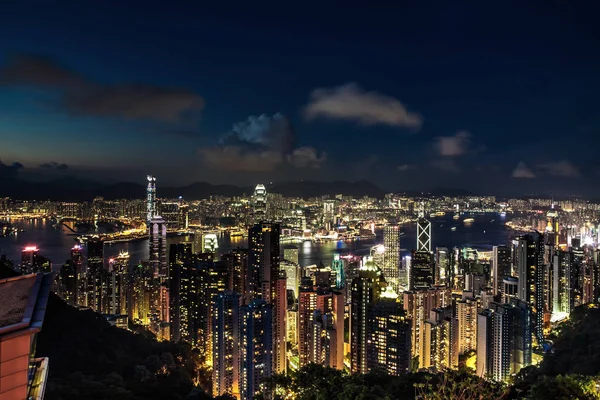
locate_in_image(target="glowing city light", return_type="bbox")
[23,246,38,252]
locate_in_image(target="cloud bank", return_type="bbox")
[512,161,535,178]
[304,83,422,129]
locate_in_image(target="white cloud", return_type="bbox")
[397,164,416,171]
[537,160,580,177]
[434,131,474,156]
[512,161,536,178]
[287,147,327,168]
[304,83,422,128]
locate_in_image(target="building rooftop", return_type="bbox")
[0,273,53,337]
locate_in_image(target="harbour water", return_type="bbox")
[0,213,517,269]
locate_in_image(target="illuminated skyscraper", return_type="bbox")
[86,237,105,312]
[383,225,401,293]
[222,248,247,294]
[476,299,532,382]
[331,253,345,289]
[515,232,544,344]
[403,287,451,367]
[552,249,574,318]
[416,205,431,252]
[58,259,77,306]
[409,250,434,290]
[456,297,478,355]
[350,257,381,374]
[492,245,512,296]
[146,175,157,223]
[281,259,300,299]
[106,251,130,315]
[203,233,219,255]
[283,245,299,265]
[212,291,241,399]
[239,300,273,400]
[422,306,455,370]
[149,216,168,277]
[253,184,267,223]
[168,243,194,343]
[20,246,50,274]
[366,286,411,375]
[435,247,449,287]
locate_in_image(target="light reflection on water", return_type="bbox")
[0,213,516,270]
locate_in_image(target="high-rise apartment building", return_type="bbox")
[212,291,240,399]
[239,300,272,400]
[515,232,544,344]
[366,286,411,375]
[492,245,512,296]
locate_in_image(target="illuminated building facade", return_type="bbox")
[409,250,434,290]
[222,248,247,294]
[203,233,219,255]
[169,243,194,343]
[456,297,478,355]
[350,259,381,374]
[106,251,130,315]
[146,175,156,223]
[422,306,456,370]
[212,291,240,399]
[435,247,449,287]
[282,245,299,265]
[20,246,50,275]
[383,225,401,293]
[239,300,272,400]
[492,245,512,296]
[403,287,450,366]
[515,232,544,344]
[253,184,267,223]
[86,237,105,312]
[476,299,532,382]
[366,286,411,375]
[57,259,77,306]
[331,253,345,289]
[417,217,432,252]
[281,260,300,299]
[148,216,167,277]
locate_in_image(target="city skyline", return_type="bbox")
[1,2,600,195]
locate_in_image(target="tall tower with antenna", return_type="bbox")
[416,202,431,252]
[147,175,157,223]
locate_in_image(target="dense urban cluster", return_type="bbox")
[2,178,600,399]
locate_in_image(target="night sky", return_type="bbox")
[1,1,599,195]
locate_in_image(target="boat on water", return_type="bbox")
[464,218,475,223]
[429,213,437,218]
[435,211,445,217]
[451,227,457,231]
[453,214,460,220]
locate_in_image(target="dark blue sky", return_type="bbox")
[0,1,599,195]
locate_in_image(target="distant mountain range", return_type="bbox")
[0,177,392,201]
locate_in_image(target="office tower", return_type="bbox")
[422,306,456,370]
[331,253,345,289]
[546,208,559,247]
[350,259,382,374]
[383,225,401,293]
[239,300,273,400]
[247,222,285,373]
[492,245,512,296]
[410,250,434,290]
[435,247,449,287]
[106,251,130,315]
[222,248,247,294]
[403,287,451,366]
[253,184,267,223]
[203,233,219,254]
[212,291,240,399]
[149,216,167,277]
[71,244,86,306]
[417,218,432,252]
[20,246,50,274]
[283,245,299,265]
[168,243,194,343]
[456,297,478,355]
[476,300,532,382]
[323,199,337,229]
[159,200,180,227]
[366,286,411,375]
[515,232,544,344]
[146,175,157,222]
[87,237,105,312]
[281,260,300,299]
[58,259,77,306]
